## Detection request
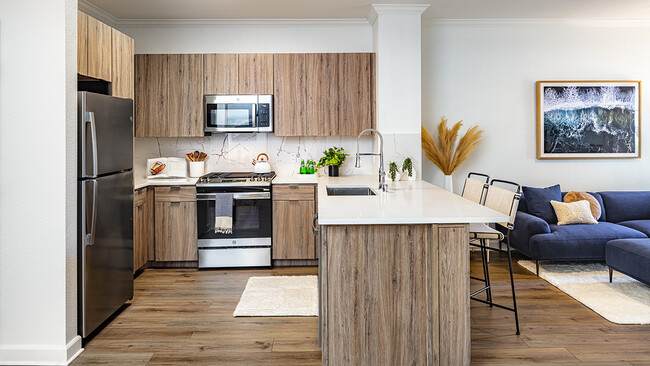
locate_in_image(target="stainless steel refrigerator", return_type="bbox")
[78,91,134,338]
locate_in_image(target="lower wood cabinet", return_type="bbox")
[272,184,316,260]
[133,187,153,273]
[154,186,197,262]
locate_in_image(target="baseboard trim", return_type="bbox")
[0,336,83,366]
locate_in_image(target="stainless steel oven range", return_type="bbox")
[196,171,275,268]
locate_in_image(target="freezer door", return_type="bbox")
[79,170,134,338]
[79,92,133,178]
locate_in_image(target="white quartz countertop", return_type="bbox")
[317,175,509,225]
[134,177,200,190]
[272,173,319,185]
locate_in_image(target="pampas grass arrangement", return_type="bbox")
[422,117,483,175]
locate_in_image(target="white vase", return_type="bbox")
[401,167,417,181]
[443,174,453,192]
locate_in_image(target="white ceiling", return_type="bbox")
[84,0,650,20]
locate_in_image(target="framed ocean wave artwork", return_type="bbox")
[536,81,641,159]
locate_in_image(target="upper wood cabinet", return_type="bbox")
[77,11,88,76]
[238,53,274,94]
[111,29,134,99]
[274,54,307,136]
[168,54,204,136]
[135,54,203,137]
[85,14,112,81]
[135,54,167,137]
[306,53,339,136]
[338,53,375,135]
[204,54,238,94]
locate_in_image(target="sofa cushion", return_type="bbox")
[617,220,650,237]
[528,222,647,261]
[522,184,562,224]
[606,239,650,286]
[599,191,650,223]
[563,191,602,220]
[550,200,598,225]
[561,192,607,222]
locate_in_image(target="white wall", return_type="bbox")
[118,22,372,53]
[0,0,81,364]
[422,20,650,192]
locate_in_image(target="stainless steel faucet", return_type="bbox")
[355,128,388,192]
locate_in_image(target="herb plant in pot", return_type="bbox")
[317,146,349,177]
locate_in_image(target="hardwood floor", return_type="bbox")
[72,253,650,365]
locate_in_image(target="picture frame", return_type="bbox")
[536,80,641,159]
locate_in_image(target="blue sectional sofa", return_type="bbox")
[509,190,650,282]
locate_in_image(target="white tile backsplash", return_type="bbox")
[134,133,418,180]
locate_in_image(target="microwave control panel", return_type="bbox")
[257,104,270,128]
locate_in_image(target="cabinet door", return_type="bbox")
[86,14,112,81]
[204,54,238,94]
[154,201,198,261]
[168,54,204,137]
[111,29,134,99]
[306,53,339,136]
[135,54,168,137]
[133,201,148,272]
[273,200,316,259]
[273,54,306,136]
[77,11,88,76]
[338,53,374,135]
[238,53,273,94]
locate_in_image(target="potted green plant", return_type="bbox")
[317,146,349,177]
[388,162,401,182]
[402,157,415,181]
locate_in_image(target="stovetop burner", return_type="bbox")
[196,171,276,187]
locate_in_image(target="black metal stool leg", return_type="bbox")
[505,237,520,335]
[482,240,493,306]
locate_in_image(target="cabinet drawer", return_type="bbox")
[273,184,315,201]
[134,187,148,207]
[154,186,196,202]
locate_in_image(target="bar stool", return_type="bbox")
[468,179,522,335]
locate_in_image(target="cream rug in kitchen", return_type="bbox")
[233,275,318,317]
[518,260,650,324]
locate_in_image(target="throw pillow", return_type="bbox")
[550,200,598,225]
[563,191,602,220]
[522,184,562,223]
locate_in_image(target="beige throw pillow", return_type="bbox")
[550,200,598,225]
[563,191,602,220]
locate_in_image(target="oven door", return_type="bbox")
[205,95,258,133]
[197,190,272,248]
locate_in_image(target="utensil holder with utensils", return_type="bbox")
[189,161,205,177]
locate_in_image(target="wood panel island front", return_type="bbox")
[316,176,509,365]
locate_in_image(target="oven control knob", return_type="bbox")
[232,240,236,245]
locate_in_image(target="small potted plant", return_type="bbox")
[388,162,401,182]
[402,157,416,181]
[317,146,349,177]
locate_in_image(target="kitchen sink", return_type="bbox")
[326,185,376,196]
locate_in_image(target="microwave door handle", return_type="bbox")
[85,111,98,177]
[251,103,257,129]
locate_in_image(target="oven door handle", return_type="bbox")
[197,192,270,200]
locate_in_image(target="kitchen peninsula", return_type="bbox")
[317,176,509,365]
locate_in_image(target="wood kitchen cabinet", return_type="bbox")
[306,53,339,135]
[338,53,375,135]
[272,184,317,260]
[273,54,307,136]
[238,53,274,94]
[77,11,88,76]
[111,28,134,99]
[133,187,153,273]
[135,54,204,137]
[154,187,197,262]
[85,13,112,81]
[204,54,238,94]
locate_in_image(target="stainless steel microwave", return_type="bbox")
[204,94,273,133]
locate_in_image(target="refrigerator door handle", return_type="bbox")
[86,180,98,246]
[86,111,98,177]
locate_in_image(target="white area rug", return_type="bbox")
[233,275,318,317]
[519,260,650,324]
